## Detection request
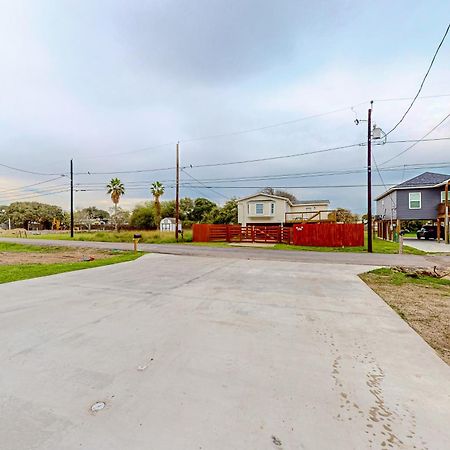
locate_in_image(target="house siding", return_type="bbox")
[238,195,287,226]
[376,191,397,220]
[396,188,442,220]
[237,194,330,226]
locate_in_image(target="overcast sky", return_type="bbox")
[0,0,449,213]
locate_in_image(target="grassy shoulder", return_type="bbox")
[187,237,425,254]
[0,242,65,253]
[0,251,143,284]
[22,230,424,254]
[29,230,192,244]
[360,268,450,365]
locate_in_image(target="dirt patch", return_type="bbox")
[0,248,118,265]
[361,272,450,365]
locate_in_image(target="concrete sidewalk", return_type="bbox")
[0,254,449,449]
[2,236,450,267]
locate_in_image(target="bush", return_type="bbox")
[130,203,156,229]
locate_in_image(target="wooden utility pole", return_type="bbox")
[70,159,74,238]
[367,102,373,253]
[175,142,180,242]
[445,181,449,245]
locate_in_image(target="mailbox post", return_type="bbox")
[133,234,142,252]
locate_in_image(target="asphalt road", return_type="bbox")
[1,253,449,449]
[1,237,450,267]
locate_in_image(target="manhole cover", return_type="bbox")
[91,401,105,412]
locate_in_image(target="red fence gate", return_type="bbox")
[292,223,364,247]
[192,224,292,244]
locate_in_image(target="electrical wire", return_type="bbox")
[385,23,450,137]
[181,169,229,200]
[0,188,69,203]
[74,160,450,188]
[0,162,67,177]
[0,176,66,194]
[76,93,450,160]
[381,112,450,165]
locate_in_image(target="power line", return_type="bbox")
[381,112,450,165]
[0,176,66,194]
[75,93,450,160]
[74,160,450,188]
[181,168,229,200]
[73,142,365,175]
[385,23,450,137]
[0,188,69,203]
[189,143,365,169]
[0,162,67,177]
[78,184,391,191]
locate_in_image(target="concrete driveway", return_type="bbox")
[0,254,449,449]
[403,237,450,253]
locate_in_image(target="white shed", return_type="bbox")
[160,217,177,232]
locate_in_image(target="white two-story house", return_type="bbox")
[237,193,331,226]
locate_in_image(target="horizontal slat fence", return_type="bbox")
[193,223,363,247]
[192,224,292,244]
[292,223,364,247]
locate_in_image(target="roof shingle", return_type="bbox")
[394,172,450,188]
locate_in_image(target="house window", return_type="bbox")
[247,203,250,214]
[271,203,275,214]
[305,207,312,211]
[255,203,264,215]
[409,192,421,209]
[441,191,449,203]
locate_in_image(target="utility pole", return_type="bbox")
[445,181,449,245]
[175,142,180,242]
[367,101,373,253]
[70,159,74,238]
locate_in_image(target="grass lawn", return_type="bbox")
[0,242,65,253]
[29,229,192,244]
[360,268,450,364]
[187,236,425,254]
[0,241,143,284]
[16,230,424,254]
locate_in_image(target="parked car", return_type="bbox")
[416,225,444,240]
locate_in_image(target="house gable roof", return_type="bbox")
[236,192,330,207]
[376,172,450,201]
[236,193,292,203]
[395,172,450,188]
[293,199,330,205]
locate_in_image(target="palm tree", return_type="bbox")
[106,178,125,231]
[151,181,165,225]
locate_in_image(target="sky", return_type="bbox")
[0,0,449,214]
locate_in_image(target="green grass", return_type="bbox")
[0,242,65,253]
[29,230,193,244]
[187,236,425,254]
[18,230,425,254]
[366,267,450,287]
[0,251,143,284]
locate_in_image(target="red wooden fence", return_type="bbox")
[193,223,364,247]
[192,224,292,244]
[292,223,364,247]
